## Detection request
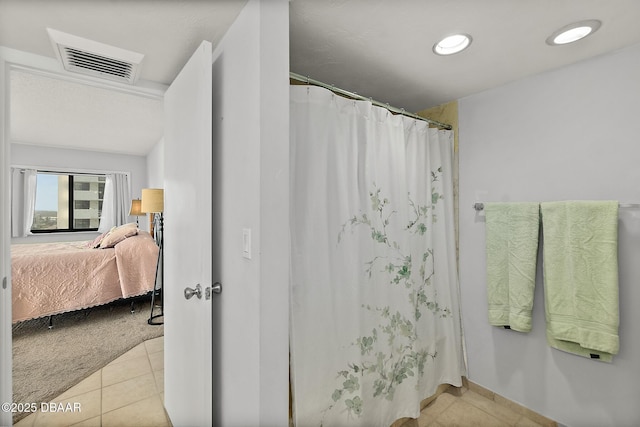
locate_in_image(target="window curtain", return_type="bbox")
[98,173,131,232]
[289,86,466,426]
[11,168,37,237]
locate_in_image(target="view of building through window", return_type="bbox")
[32,173,106,232]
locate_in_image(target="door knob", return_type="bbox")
[205,282,222,300]
[184,284,202,300]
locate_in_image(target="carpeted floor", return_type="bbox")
[12,296,163,423]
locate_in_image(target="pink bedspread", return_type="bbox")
[11,232,159,323]
[115,232,159,298]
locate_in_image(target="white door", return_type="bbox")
[163,40,214,426]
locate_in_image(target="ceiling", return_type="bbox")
[2,0,640,155]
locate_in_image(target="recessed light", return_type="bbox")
[546,19,601,46]
[433,34,472,56]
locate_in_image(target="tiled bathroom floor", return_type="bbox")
[402,385,557,427]
[14,336,555,427]
[14,336,171,427]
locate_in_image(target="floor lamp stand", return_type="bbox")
[148,213,164,325]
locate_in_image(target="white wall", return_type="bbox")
[11,143,148,241]
[143,137,164,234]
[209,0,289,425]
[146,137,164,188]
[459,43,640,426]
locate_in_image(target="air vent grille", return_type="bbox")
[47,28,144,84]
[64,47,134,79]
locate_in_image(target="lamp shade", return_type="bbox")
[129,199,143,216]
[141,188,164,213]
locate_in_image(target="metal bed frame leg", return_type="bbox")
[47,316,53,330]
[130,301,136,314]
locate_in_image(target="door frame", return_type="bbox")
[0,47,166,427]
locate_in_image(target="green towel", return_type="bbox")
[540,201,619,362]
[484,202,540,332]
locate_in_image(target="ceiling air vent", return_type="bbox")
[47,28,144,84]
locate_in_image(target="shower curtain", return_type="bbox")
[290,86,466,427]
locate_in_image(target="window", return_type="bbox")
[74,219,91,229]
[74,181,91,191]
[75,200,90,209]
[32,173,106,232]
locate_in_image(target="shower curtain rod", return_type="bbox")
[289,72,453,130]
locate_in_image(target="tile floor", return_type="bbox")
[399,382,557,427]
[14,336,171,427]
[14,337,556,427]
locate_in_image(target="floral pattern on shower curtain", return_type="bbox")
[290,86,466,427]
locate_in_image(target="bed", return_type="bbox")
[11,228,159,324]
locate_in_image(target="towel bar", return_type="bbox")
[473,202,640,211]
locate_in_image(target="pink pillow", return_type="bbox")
[87,232,108,248]
[99,224,139,248]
